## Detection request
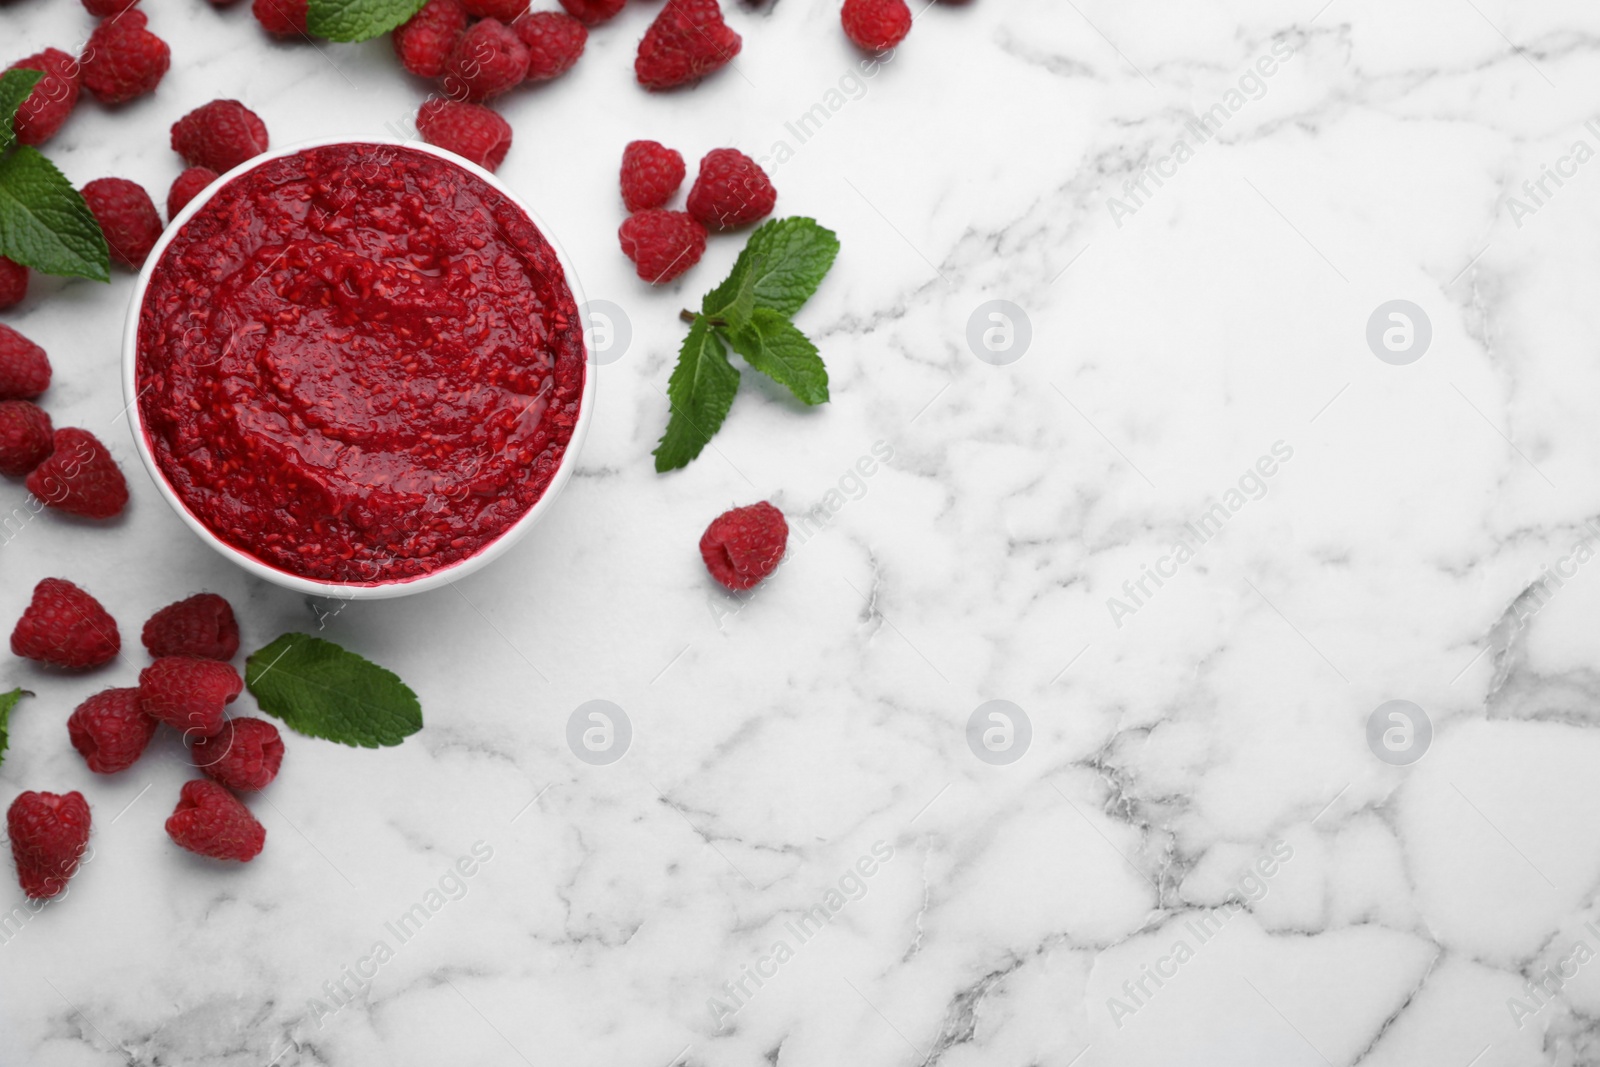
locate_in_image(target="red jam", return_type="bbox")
[137,143,585,584]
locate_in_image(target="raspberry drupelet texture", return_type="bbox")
[841,0,911,51]
[620,139,685,212]
[7,49,80,147]
[686,148,776,229]
[139,656,243,738]
[11,578,121,670]
[8,791,91,899]
[68,688,159,773]
[442,19,529,101]
[82,0,141,15]
[171,99,269,173]
[699,502,788,591]
[80,177,162,268]
[0,325,50,398]
[0,258,27,310]
[253,0,308,38]
[167,166,219,217]
[192,717,284,792]
[393,0,468,78]
[559,0,625,25]
[80,10,170,105]
[618,210,706,284]
[142,593,240,661]
[515,11,586,82]
[463,0,528,21]
[635,0,741,90]
[27,427,129,519]
[0,401,53,477]
[416,99,513,172]
[166,779,265,861]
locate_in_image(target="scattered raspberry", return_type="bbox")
[192,718,283,792]
[167,166,218,218]
[635,0,742,91]
[392,0,467,78]
[139,656,242,738]
[7,49,80,147]
[618,210,706,284]
[171,99,269,173]
[515,11,586,81]
[142,593,239,661]
[68,688,158,774]
[700,502,788,591]
[442,19,529,102]
[620,139,684,212]
[0,401,53,477]
[0,324,50,399]
[7,791,90,899]
[0,258,26,311]
[840,0,910,51]
[80,177,162,268]
[165,779,265,861]
[26,427,129,519]
[687,148,776,230]
[11,578,121,670]
[559,0,624,25]
[83,0,141,15]
[416,99,512,173]
[253,0,308,37]
[463,0,527,21]
[80,10,170,105]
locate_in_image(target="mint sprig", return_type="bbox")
[0,68,110,282]
[654,217,839,472]
[245,633,422,748]
[308,0,429,41]
[0,688,32,769]
[0,69,42,156]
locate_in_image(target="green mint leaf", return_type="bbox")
[0,68,43,155]
[0,688,32,769]
[307,0,428,41]
[245,633,422,748]
[0,146,110,282]
[653,315,740,472]
[701,251,759,329]
[738,217,840,317]
[727,307,829,405]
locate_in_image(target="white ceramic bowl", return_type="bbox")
[122,138,595,600]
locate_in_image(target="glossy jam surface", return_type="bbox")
[137,143,584,584]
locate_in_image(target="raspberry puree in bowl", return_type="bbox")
[135,141,585,586]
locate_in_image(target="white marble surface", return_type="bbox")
[5,0,1600,1063]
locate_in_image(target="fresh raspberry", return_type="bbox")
[559,0,624,25]
[392,0,467,78]
[192,718,283,792]
[253,0,308,38]
[10,578,121,670]
[80,10,170,105]
[0,324,50,399]
[167,166,218,218]
[26,428,129,519]
[687,148,775,229]
[618,210,706,284]
[165,779,265,861]
[7,49,80,148]
[620,139,684,212]
[0,401,53,477]
[80,178,162,268]
[140,657,242,739]
[442,19,529,102]
[700,502,787,591]
[7,791,91,899]
[514,11,586,81]
[635,0,741,91]
[0,257,26,310]
[68,688,158,774]
[171,99,269,173]
[83,0,141,15]
[463,0,527,21]
[840,0,910,51]
[416,99,512,173]
[142,594,240,661]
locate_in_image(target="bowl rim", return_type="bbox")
[121,136,595,601]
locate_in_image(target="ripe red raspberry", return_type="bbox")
[143,594,240,661]
[171,99,269,173]
[80,177,162,268]
[68,688,158,774]
[840,0,910,51]
[11,578,121,670]
[8,791,90,899]
[26,427,129,519]
[0,324,50,399]
[253,0,308,37]
[83,0,141,15]
[167,166,218,218]
[392,0,467,78]
[7,49,80,148]
[515,11,586,81]
[140,656,242,739]
[687,148,776,229]
[635,0,741,91]
[165,779,265,861]
[192,718,283,792]
[0,401,53,477]
[700,502,787,590]
[619,210,706,284]
[620,139,685,212]
[0,257,26,310]
[80,10,170,104]
[464,0,527,20]
[559,0,624,25]
[416,99,512,172]
[442,19,529,102]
